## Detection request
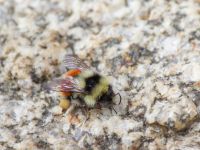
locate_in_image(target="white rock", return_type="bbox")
[159,36,181,57]
[182,63,200,82]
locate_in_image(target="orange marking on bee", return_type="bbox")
[60,92,71,97]
[64,69,81,77]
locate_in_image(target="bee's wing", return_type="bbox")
[45,77,84,93]
[64,55,90,70]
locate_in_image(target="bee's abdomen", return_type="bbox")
[84,74,100,93]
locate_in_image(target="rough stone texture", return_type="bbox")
[0,0,200,149]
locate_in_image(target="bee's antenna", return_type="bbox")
[114,92,122,105]
[110,106,117,114]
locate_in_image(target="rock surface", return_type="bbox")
[0,0,200,149]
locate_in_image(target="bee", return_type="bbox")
[47,55,121,111]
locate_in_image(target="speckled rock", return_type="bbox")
[0,0,200,149]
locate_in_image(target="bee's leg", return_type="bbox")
[83,106,90,121]
[66,105,81,125]
[111,106,117,114]
[66,104,75,115]
[95,103,103,119]
[70,104,90,120]
[59,98,71,111]
[108,105,117,115]
[75,106,90,127]
[59,92,71,111]
[113,92,122,105]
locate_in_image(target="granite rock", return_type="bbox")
[0,0,200,149]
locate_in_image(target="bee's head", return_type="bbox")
[98,85,121,114]
[99,85,121,105]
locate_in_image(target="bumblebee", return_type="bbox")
[47,55,121,110]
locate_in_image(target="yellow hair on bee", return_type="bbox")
[100,77,109,89]
[84,76,109,107]
[81,70,94,78]
[92,77,109,98]
[84,95,96,107]
[78,78,86,89]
